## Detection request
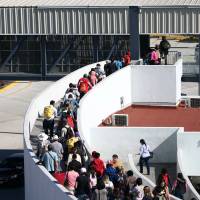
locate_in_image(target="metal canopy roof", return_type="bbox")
[0,0,200,7]
[0,1,200,35]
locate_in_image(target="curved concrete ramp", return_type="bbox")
[178,132,200,199]
[0,81,52,151]
[0,81,52,200]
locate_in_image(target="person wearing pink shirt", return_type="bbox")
[89,68,98,86]
[65,165,79,194]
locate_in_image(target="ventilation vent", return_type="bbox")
[112,114,128,126]
[190,98,200,108]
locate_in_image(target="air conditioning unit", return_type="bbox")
[112,114,128,126]
[190,98,200,108]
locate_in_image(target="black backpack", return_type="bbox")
[161,40,170,50]
[175,180,186,194]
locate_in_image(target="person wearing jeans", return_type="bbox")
[138,139,151,175]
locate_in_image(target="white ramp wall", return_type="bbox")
[132,59,182,104]
[78,66,132,147]
[78,62,182,148]
[178,132,200,176]
[177,131,200,200]
[24,61,106,200]
[89,127,179,164]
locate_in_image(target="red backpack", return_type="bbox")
[67,116,74,129]
[79,81,87,93]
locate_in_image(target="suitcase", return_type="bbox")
[53,172,66,185]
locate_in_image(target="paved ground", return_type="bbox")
[0,81,52,151]
[182,82,199,96]
[116,104,200,131]
[151,38,198,61]
[0,81,53,200]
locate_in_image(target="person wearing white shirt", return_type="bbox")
[138,139,151,175]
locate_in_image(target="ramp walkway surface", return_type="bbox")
[0,81,52,200]
[0,81,52,151]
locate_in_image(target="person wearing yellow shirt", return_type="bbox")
[66,132,79,153]
[110,154,124,172]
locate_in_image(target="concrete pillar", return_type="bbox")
[140,35,150,59]
[129,6,140,60]
[40,36,47,80]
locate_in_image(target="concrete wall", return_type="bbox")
[78,66,132,147]
[175,129,200,200]
[24,59,183,200]
[132,60,182,104]
[177,149,200,200]
[175,59,183,103]
[177,132,200,176]
[177,132,200,199]
[78,62,182,148]
[89,127,179,164]
[24,61,106,200]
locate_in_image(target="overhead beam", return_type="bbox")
[48,36,83,73]
[106,37,118,60]
[50,38,74,70]
[0,36,25,69]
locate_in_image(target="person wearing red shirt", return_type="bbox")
[157,168,172,189]
[123,51,131,66]
[77,74,92,99]
[90,152,105,177]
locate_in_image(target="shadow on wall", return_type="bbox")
[150,130,177,164]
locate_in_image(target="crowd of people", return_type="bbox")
[143,36,171,65]
[34,52,191,200]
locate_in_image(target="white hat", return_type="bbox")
[80,167,87,173]
[38,132,48,141]
[53,135,59,140]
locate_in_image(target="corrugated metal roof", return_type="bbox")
[0,0,200,7]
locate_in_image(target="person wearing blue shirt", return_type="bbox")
[42,144,58,174]
[114,59,122,70]
[105,163,119,185]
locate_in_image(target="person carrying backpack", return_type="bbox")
[77,74,92,99]
[159,36,171,65]
[123,51,131,66]
[172,173,187,199]
[137,139,151,175]
[90,152,105,177]
[156,168,172,190]
[43,100,57,138]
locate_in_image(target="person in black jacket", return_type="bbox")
[172,173,186,199]
[68,153,82,173]
[75,168,91,199]
[159,36,171,65]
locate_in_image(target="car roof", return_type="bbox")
[8,153,24,159]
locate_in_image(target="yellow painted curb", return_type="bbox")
[0,81,18,94]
